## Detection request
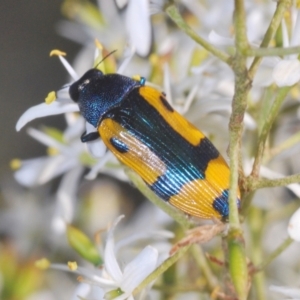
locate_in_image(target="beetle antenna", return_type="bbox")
[95,49,117,70]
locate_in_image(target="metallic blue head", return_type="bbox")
[69,69,141,127]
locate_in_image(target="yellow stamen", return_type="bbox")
[95,39,103,50]
[45,91,56,104]
[68,261,78,271]
[35,258,51,270]
[291,86,300,99]
[132,75,141,82]
[149,53,159,66]
[47,147,59,156]
[10,159,22,170]
[50,49,67,57]
[94,44,104,70]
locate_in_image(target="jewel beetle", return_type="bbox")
[69,67,241,220]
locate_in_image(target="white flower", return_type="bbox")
[270,285,300,300]
[14,124,85,187]
[16,53,79,133]
[13,121,90,234]
[206,3,300,89]
[272,9,300,87]
[51,166,84,234]
[122,0,152,57]
[15,50,127,182]
[93,215,171,300]
[58,0,151,57]
[15,92,78,133]
[50,216,172,299]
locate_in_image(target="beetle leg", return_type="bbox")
[81,131,100,143]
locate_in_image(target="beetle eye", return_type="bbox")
[69,81,80,102]
[69,69,103,102]
[79,79,90,91]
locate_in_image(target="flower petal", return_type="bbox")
[270,285,300,298]
[87,139,107,158]
[85,122,107,158]
[288,207,300,242]
[72,283,92,300]
[281,19,289,48]
[15,154,77,187]
[54,166,84,226]
[244,113,257,130]
[57,54,79,81]
[27,127,66,151]
[40,155,79,184]
[291,11,300,47]
[253,57,278,87]
[64,114,85,142]
[125,0,151,57]
[115,230,174,251]
[117,45,135,75]
[272,59,300,87]
[208,30,234,46]
[115,0,128,10]
[120,245,158,293]
[16,100,78,131]
[104,216,124,283]
[85,152,114,180]
[14,157,49,187]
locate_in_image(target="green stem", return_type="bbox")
[264,131,300,163]
[153,284,205,293]
[191,245,218,291]
[248,207,266,300]
[248,0,292,78]
[246,45,300,57]
[228,131,243,227]
[165,4,231,65]
[226,2,250,300]
[228,0,250,228]
[251,86,291,178]
[234,0,249,51]
[254,237,293,272]
[249,173,300,190]
[133,245,191,295]
[126,169,194,229]
[253,267,266,300]
[240,191,255,219]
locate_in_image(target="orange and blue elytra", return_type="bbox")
[69,68,241,220]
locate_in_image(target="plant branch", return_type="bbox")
[251,86,291,177]
[133,245,191,295]
[191,245,218,291]
[229,0,250,228]
[254,237,293,273]
[248,207,267,300]
[264,131,300,163]
[248,0,292,78]
[234,0,249,51]
[246,45,300,57]
[248,173,300,190]
[165,4,231,65]
[226,2,250,300]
